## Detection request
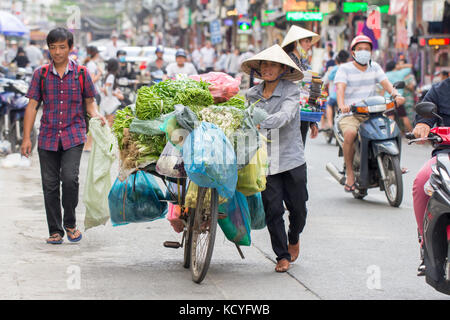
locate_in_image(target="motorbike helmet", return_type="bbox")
[175,49,187,58]
[350,35,373,51]
[116,49,127,58]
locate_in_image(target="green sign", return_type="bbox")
[343,2,390,14]
[286,11,323,21]
[342,2,368,13]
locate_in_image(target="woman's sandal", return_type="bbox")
[46,234,63,245]
[65,228,82,243]
[344,183,356,193]
[275,259,290,273]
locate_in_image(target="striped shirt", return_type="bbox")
[334,61,387,106]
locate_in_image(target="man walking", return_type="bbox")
[21,28,106,244]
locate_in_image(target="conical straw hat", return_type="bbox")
[281,25,320,48]
[240,44,304,81]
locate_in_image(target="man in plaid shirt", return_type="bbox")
[21,28,106,244]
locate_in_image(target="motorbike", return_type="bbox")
[326,81,405,207]
[0,78,37,154]
[116,77,139,107]
[406,101,450,295]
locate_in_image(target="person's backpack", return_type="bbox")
[36,63,91,132]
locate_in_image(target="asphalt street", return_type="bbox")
[0,132,449,300]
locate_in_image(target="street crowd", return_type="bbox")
[1,25,449,278]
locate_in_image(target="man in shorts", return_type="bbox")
[335,35,405,192]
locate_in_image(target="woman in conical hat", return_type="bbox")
[242,45,309,273]
[281,25,321,146]
[281,25,320,72]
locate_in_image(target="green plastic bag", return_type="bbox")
[83,118,117,230]
[246,193,266,230]
[218,191,251,246]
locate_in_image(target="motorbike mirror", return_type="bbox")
[415,102,443,126]
[393,81,405,89]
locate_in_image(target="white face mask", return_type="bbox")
[354,50,371,65]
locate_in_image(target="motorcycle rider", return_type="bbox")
[335,35,405,192]
[412,77,450,275]
[116,49,137,80]
[146,45,168,83]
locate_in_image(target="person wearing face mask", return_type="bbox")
[243,45,308,273]
[282,26,320,146]
[116,49,136,80]
[335,35,405,193]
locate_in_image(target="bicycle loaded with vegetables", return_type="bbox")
[20,28,106,245]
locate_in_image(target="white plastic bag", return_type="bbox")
[156,142,186,178]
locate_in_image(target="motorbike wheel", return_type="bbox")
[9,121,37,154]
[381,154,403,207]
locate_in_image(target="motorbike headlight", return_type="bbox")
[424,179,434,196]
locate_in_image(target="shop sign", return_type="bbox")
[286,11,323,21]
[419,37,450,47]
[283,0,317,12]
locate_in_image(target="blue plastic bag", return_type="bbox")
[218,191,251,246]
[246,193,266,230]
[108,171,168,226]
[182,122,238,199]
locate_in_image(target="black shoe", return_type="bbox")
[417,260,426,276]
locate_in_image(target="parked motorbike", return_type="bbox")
[406,101,450,295]
[326,82,405,207]
[0,78,36,154]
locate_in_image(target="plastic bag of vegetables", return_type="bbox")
[218,191,251,246]
[236,143,268,196]
[184,182,228,208]
[246,193,266,230]
[108,170,168,226]
[156,142,187,178]
[182,122,238,199]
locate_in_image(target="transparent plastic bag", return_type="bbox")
[182,122,238,199]
[218,191,251,246]
[156,142,187,178]
[108,170,168,226]
[246,193,266,230]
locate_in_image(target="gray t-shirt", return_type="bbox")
[334,61,387,106]
[246,79,305,175]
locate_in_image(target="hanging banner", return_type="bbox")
[388,0,408,16]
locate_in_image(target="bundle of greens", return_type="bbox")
[218,94,246,110]
[112,106,134,150]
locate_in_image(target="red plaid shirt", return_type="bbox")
[26,59,97,151]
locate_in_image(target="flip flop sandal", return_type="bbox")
[65,228,82,243]
[46,234,63,245]
[344,183,356,193]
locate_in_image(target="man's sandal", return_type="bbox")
[65,228,82,243]
[46,234,63,245]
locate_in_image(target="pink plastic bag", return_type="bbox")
[167,203,184,233]
[190,72,241,103]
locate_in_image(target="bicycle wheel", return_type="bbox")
[190,187,218,283]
